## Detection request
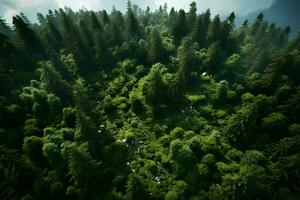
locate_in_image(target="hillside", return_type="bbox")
[0,1,300,200]
[239,0,300,36]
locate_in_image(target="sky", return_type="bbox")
[0,0,275,23]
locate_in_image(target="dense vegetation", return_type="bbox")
[1,1,300,200]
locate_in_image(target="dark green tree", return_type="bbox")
[172,9,188,46]
[13,15,46,58]
[207,15,221,44]
[187,2,197,32]
[147,27,167,64]
[125,174,150,200]
[126,8,140,38]
[191,10,211,48]
[94,30,115,68]
[91,12,103,32]
[40,61,73,104]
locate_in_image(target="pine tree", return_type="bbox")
[126,8,140,38]
[67,145,102,198]
[61,10,89,69]
[13,15,46,58]
[40,61,73,104]
[168,7,177,28]
[125,174,150,200]
[140,64,165,115]
[0,17,13,36]
[110,20,123,46]
[168,38,197,104]
[220,12,236,53]
[47,20,62,42]
[191,10,211,48]
[37,13,47,25]
[102,10,110,24]
[44,20,62,51]
[147,27,167,64]
[187,2,197,32]
[91,12,103,32]
[79,19,94,48]
[207,15,221,44]
[177,37,197,86]
[94,30,114,68]
[203,41,223,74]
[251,13,264,36]
[172,9,188,46]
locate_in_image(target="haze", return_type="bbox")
[0,0,274,23]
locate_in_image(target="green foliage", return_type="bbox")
[125,174,149,200]
[147,27,168,64]
[23,136,45,166]
[0,4,299,200]
[172,9,188,46]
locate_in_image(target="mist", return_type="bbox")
[0,0,275,23]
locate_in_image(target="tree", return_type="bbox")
[126,8,140,38]
[45,20,62,50]
[78,19,94,49]
[203,41,223,75]
[250,13,264,36]
[191,10,211,48]
[40,61,73,104]
[94,30,114,68]
[176,37,197,87]
[220,12,236,53]
[110,20,124,46]
[187,2,197,32]
[37,13,47,25]
[67,145,103,198]
[172,9,188,46]
[147,27,167,64]
[0,146,34,200]
[261,112,287,140]
[210,151,269,200]
[125,174,149,200]
[207,15,221,44]
[215,80,229,104]
[138,63,165,115]
[23,136,45,166]
[61,10,88,69]
[0,17,13,36]
[13,15,46,58]
[91,12,103,32]
[102,10,110,24]
[170,140,194,166]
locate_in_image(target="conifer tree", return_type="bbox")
[203,41,223,74]
[91,12,103,32]
[110,20,124,46]
[187,2,197,32]
[168,7,177,28]
[125,174,150,200]
[94,30,114,68]
[172,9,188,46]
[79,19,94,48]
[61,10,89,69]
[102,10,110,24]
[147,28,167,64]
[0,17,13,36]
[207,15,221,44]
[13,15,46,58]
[40,61,73,104]
[251,13,264,36]
[139,64,165,115]
[126,8,140,38]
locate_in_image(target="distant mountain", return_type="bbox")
[237,0,300,36]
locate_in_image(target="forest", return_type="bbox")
[0,1,300,200]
